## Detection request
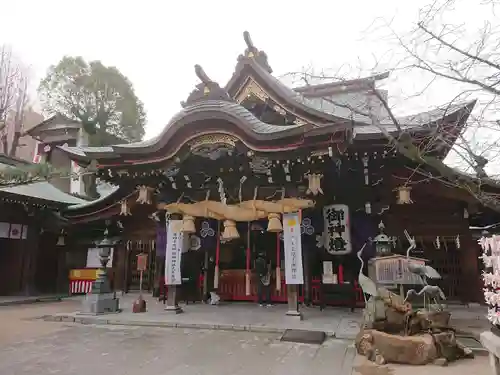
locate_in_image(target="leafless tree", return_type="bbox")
[285,0,500,212]
[0,45,31,156]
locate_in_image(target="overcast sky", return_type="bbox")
[0,0,490,141]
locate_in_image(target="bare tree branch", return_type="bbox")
[0,44,31,157]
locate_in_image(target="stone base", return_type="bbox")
[81,293,120,315]
[357,329,467,366]
[481,331,500,374]
[164,305,183,314]
[492,325,500,338]
[285,310,303,320]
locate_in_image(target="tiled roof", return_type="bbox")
[60,100,305,155]
[0,182,86,205]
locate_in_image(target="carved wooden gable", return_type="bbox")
[234,77,308,127]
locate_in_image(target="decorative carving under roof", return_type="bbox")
[249,156,272,174]
[188,134,237,160]
[239,31,273,74]
[236,78,269,103]
[181,65,232,108]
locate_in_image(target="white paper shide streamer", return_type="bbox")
[479,234,500,325]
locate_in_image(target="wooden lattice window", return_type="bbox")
[418,237,461,300]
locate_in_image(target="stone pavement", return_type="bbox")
[352,357,489,375]
[44,293,362,339]
[0,294,63,306]
[42,293,490,340]
[0,301,491,375]
[448,304,490,337]
[0,299,81,346]
[0,324,358,375]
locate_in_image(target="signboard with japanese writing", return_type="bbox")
[283,212,304,285]
[165,220,183,285]
[322,204,352,255]
[137,253,148,272]
[0,223,29,240]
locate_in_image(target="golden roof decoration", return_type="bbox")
[240,31,273,74]
[180,65,232,108]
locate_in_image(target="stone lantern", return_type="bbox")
[81,229,120,315]
[373,221,395,257]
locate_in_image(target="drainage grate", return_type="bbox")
[280,329,326,345]
[456,335,487,356]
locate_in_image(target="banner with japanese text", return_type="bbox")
[283,212,304,284]
[165,220,183,285]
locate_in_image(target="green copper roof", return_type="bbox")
[0,181,86,205]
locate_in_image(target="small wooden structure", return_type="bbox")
[57,31,491,306]
[0,155,86,295]
[368,255,427,288]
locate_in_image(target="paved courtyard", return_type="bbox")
[1,323,359,375]
[46,293,362,338]
[0,298,491,375]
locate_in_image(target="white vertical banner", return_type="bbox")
[165,219,183,285]
[283,212,304,285]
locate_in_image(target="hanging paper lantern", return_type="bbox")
[136,185,152,204]
[396,186,413,204]
[306,173,324,196]
[119,200,132,216]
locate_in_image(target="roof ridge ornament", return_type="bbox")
[181,65,233,108]
[240,31,273,74]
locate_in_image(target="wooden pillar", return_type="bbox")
[303,244,311,305]
[164,285,182,313]
[460,233,481,303]
[115,243,127,293]
[202,249,209,300]
[22,225,40,296]
[286,284,302,319]
[55,245,67,295]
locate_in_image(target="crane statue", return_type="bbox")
[404,285,447,311]
[357,243,378,303]
[404,230,441,284]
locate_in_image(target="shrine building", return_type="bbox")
[57,31,491,306]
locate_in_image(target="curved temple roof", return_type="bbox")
[58,32,476,165]
[0,155,86,206]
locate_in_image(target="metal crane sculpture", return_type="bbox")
[404,230,442,284]
[357,243,378,303]
[404,285,447,311]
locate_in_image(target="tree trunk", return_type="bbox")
[8,131,20,157]
[1,134,7,155]
[83,173,99,199]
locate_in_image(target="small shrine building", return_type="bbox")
[0,155,86,295]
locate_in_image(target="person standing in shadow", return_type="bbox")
[255,252,272,307]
